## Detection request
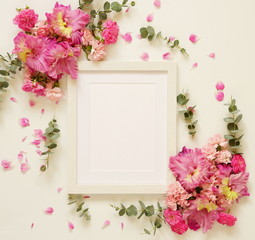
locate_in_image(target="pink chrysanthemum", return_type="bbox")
[169,147,212,191]
[102,20,119,45]
[164,209,182,225]
[165,182,191,210]
[231,154,246,173]
[170,220,188,235]
[13,9,39,32]
[217,212,237,226]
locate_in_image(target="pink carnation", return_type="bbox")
[208,134,227,149]
[217,212,237,226]
[164,209,182,225]
[82,29,94,46]
[102,20,119,45]
[231,154,246,173]
[88,40,106,61]
[13,9,39,32]
[216,150,232,164]
[45,87,64,102]
[170,220,188,235]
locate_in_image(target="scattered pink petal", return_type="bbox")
[121,222,124,230]
[125,7,130,13]
[29,100,36,107]
[216,91,224,101]
[169,36,175,42]
[83,195,90,199]
[121,33,132,43]
[102,220,111,228]
[57,187,63,193]
[189,34,198,43]
[44,207,54,215]
[17,151,26,162]
[21,162,30,173]
[140,52,149,61]
[136,34,142,39]
[22,136,27,142]
[192,62,198,69]
[41,108,45,116]
[146,13,154,22]
[163,52,171,60]
[153,0,161,7]
[68,221,74,231]
[31,139,42,146]
[216,81,225,91]
[19,118,30,127]
[36,150,42,156]
[10,97,17,103]
[31,223,34,229]
[1,160,12,170]
[208,52,216,59]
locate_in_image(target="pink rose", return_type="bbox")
[13,9,39,32]
[102,20,119,45]
[231,154,246,173]
[164,209,182,225]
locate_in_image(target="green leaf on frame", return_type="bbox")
[145,205,154,216]
[192,120,198,125]
[148,35,154,41]
[224,117,234,123]
[90,10,97,18]
[140,27,148,38]
[235,114,243,123]
[131,1,135,6]
[77,202,85,212]
[173,40,179,46]
[157,202,162,212]
[104,1,110,10]
[111,1,122,12]
[119,208,126,216]
[154,218,162,229]
[0,81,9,88]
[236,134,244,140]
[144,229,151,235]
[139,200,146,210]
[177,93,188,105]
[156,31,162,38]
[126,205,137,216]
[137,210,145,219]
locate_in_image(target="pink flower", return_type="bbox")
[88,40,106,61]
[217,212,237,226]
[170,220,188,235]
[187,219,200,231]
[208,134,227,148]
[163,52,171,60]
[229,171,250,198]
[202,144,217,161]
[46,87,64,102]
[189,34,198,43]
[153,0,161,7]
[21,162,30,173]
[33,129,46,141]
[68,221,74,230]
[13,9,39,32]
[121,33,132,43]
[19,118,30,127]
[82,29,94,46]
[146,13,154,22]
[165,182,191,210]
[209,52,216,59]
[216,81,225,90]
[1,160,12,170]
[140,52,149,61]
[17,151,26,162]
[34,20,51,37]
[216,92,224,101]
[216,150,232,164]
[169,147,212,191]
[44,207,54,215]
[164,209,182,225]
[217,164,232,177]
[102,20,119,45]
[231,154,246,173]
[22,80,46,97]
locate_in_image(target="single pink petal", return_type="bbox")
[22,136,27,142]
[31,223,34,229]
[192,62,198,69]
[146,13,154,22]
[136,34,142,39]
[41,108,45,115]
[31,139,42,146]
[216,91,224,101]
[1,160,12,170]
[140,52,149,61]
[169,36,175,42]
[21,162,30,173]
[10,97,17,103]
[215,81,225,90]
[29,100,36,107]
[57,187,63,193]
[153,0,161,7]
[44,207,54,215]
[36,150,42,156]
[102,220,111,228]
[189,34,198,43]
[17,151,26,162]
[83,195,90,199]
[19,118,30,127]
[125,7,130,13]
[68,221,74,230]
[163,52,171,60]
[121,222,124,230]
[121,33,132,43]
[209,52,215,59]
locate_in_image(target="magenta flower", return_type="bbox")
[13,9,39,32]
[164,209,182,225]
[102,20,119,45]
[231,154,246,173]
[169,147,212,191]
[217,212,237,226]
[170,220,188,235]
[44,207,54,215]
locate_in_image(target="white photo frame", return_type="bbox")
[68,61,177,194]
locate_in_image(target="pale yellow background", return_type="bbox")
[0,0,254,239]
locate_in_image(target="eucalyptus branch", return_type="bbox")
[224,97,243,154]
[110,201,164,235]
[68,195,91,220]
[177,92,198,137]
[139,26,188,56]
[40,118,60,172]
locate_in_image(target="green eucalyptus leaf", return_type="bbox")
[140,27,148,38]
[139,200,146,210]
[235,114,243,123]
[224,117,234,123]
[177,93,188,105]
[0,70,10,76]
[104,1,110,10]
[119,208,126,216]
[146,26,155,36]
[47,143,57,149]
[224,135,235,140]
[228,105,237,113]
[99,11,107,20]
[90,10,97,18]
[122,0,128,4]
[144,229,151,235]
[145,205,154,216]
[126,205,137,216]
[227,123,238,131]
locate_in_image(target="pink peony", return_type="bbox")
[102,20,119,45]
[170,220,188,235]
[217,212,237,226]
[34,20,51,37]
[164,209,182,225]
[13,9,39,32]
[231,154,246,173]
[45,87,64,101]
[165,182,191,210]
[88,40,106,61]
[169,147,212,191]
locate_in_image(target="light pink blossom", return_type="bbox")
[136,34,142,39]
[231,154,246,173]
[102,20,119,45]
[229,171,250,198]
[21,162,30,173]
[44,207,54,215]
[146,13,154,22]
[140,52,149,61]
[217,212,237,226]
[36,150,42,156]
[164,209,182,225]
[209,53,215,59]
[170,220,188,235]
[88,40,106,62]
[202,144,217,161]
[121,33,132,43]
[31,223,34,229]
[22,136,27,142]
[13,9,39,32]
[46,87,64,102]
[163,52,171,60]
[216,150,232,164]
[19,118,30,127]
[153,0,161,7]
[216,92,224,101]
[82,29,94,46]
[189,34,198,43]
[68,221,74,230]
[208,134,227,149]
[1,160,12,170]
[17,151,26,162]
[216,81,225,90]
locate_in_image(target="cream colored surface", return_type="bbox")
[0,0,254,239]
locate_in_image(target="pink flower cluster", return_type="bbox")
[13,2,120,101]
[165,134,249,235]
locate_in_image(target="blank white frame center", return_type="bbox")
[68,61,177,194]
